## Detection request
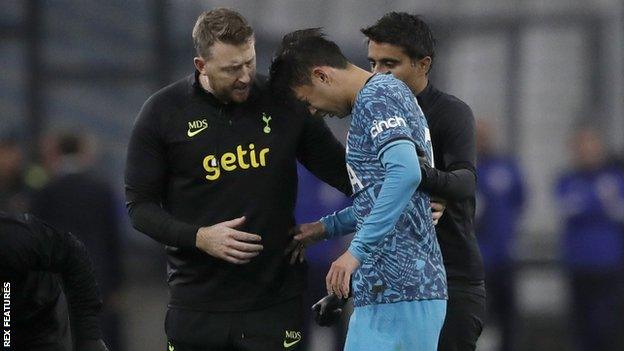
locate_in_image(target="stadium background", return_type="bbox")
[1,0,623,350]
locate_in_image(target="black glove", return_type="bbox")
[311,293,348,327]
[416,147,433,188]
[75,339,110,351]
[416,146,431,169]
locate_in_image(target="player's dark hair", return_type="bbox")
[192,8,254,59]
[269,28,348,96]
[361,12,436,73]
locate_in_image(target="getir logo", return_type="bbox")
[203,143,269,181]
[370,116,407,138]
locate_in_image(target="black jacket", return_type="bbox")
[417,82,484,283]
[0,212,104,349]
[125,72,351,311]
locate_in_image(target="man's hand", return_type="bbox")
[416,147,446,225]
[430,198,446,225]
[284,221,326,265]
[326,251,359,299]
[195,216,263,264]
[311,293,347,327]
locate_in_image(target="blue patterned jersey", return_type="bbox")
[346,74,447,307]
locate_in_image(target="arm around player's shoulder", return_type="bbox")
[434,92,476,168]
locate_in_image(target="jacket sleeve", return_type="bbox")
[419,101,476,200]
[296,114,352,197]
[124,95,199,248]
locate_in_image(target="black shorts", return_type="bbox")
[165,297,304,351]
[438,280,487,351]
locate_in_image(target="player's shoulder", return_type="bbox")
[358,74,415,118]
[143,74,194,113]
[365,74,412,100]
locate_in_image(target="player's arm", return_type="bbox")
[0,214,108,350]
[320,206,357,239]
[285,206,357,264]
[328,140,421,298]
[419,102,476,200]
[348,140,421,261]
[297,112,352,196]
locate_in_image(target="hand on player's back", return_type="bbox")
[195,216,263,264]
[430,198,446,225]
[284,221,326,265]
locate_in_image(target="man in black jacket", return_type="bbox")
[124,8,350,351]
[0,212,108,351]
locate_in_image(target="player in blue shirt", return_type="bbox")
[270,28,447,351]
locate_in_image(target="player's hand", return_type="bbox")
[285,221,326,265]
[312,293,347,327]
[195,216,263,264]
[430,198,446,226]
[76,339,110,351]
[326,251,359,299]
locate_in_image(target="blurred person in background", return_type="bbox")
[554,126,624,351]
[362,13,485,351]
[0,211,109,351]
[31,132,124,351]
[475,119,525,351]
[0,134,35,213]
[125,8,350,350]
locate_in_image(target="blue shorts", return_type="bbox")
[344,299,446,351]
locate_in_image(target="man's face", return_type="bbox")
[198,39,257,103]
[292,71,350,118]
[574,129,605,169]
[367,40,422,93]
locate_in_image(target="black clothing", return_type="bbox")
[438,282,487,351]
[417,82,484,283]
[484,266,517,351]
[0,212,104,349]
[125,72,351,312]
[416,82,485,351]
[31,170,123,350]
[569,270,624,351]
[166,297,304,351]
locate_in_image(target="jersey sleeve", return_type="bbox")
[348,140,422,262]
[320,206,357,239]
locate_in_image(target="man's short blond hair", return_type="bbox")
[192,8,254,59]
